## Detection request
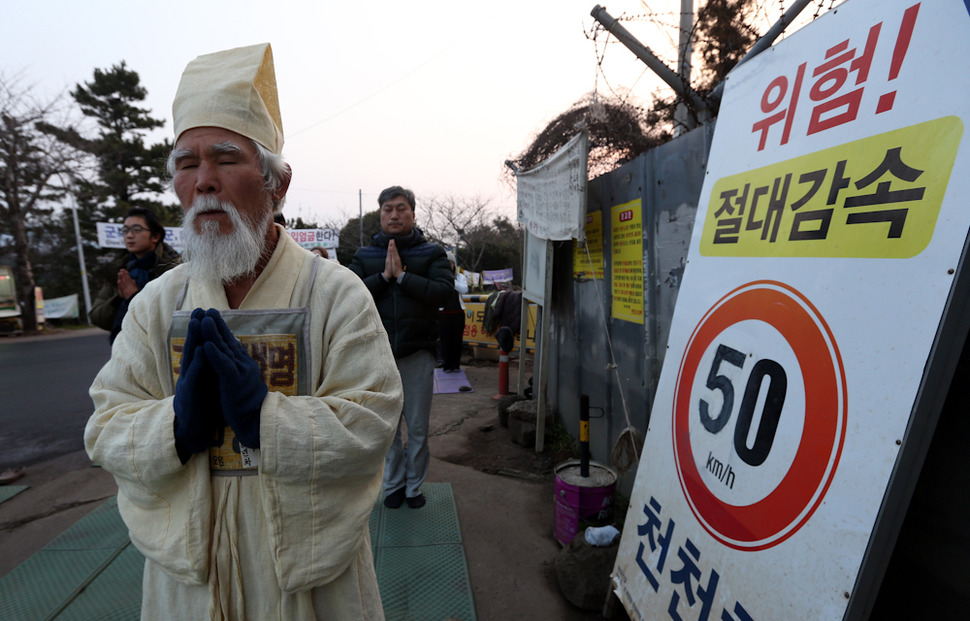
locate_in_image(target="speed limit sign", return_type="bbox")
[673,280,847,551]
[611,1,970,618]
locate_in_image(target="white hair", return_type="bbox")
[252,141,290,214]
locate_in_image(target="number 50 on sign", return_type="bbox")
[672,281,848,551]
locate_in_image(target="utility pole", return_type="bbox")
[359,189,363,249]
[68,195,92,324]
[674,0,695,135]
[58,176,92,324]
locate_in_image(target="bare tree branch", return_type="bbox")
[0,73,85,331]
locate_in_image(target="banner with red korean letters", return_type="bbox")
[613,1,969,619]
[285,228,339,253]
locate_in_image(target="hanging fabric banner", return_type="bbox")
[515,131,588,241]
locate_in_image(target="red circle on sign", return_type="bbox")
[673,280,847,551]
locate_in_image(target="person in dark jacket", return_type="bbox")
[90,207,180,343]
[437,250,468,372]
[493,289,523,353]
[350,186,453,509]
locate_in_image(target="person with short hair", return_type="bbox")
[350,186,453,509]
[90,207,180,343]
[311,246,329,259]
[85,43,403,619]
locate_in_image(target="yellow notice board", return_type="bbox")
[611,199,643,324]
[700,117,962,258]
[462,301,537,352]
[573,211,604,279]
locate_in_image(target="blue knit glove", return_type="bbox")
[200,308,267,449]
[173,308,223,462]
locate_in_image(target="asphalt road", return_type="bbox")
[0,328,111,470]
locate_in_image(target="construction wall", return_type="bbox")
[546,123,715,495]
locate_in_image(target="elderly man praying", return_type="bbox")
[85,43,402,620]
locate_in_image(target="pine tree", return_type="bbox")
[337,209,383,265]
[43,62,177,286]
[69,62,174,221]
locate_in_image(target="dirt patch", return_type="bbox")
[436,413,557,477]
[428,356,575,481]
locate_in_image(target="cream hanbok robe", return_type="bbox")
[86,230,403,619]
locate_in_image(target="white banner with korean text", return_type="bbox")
[612,1,970,620]
[96,224,339,257]
[285,228,339,252]
[515,131,587,241]
[97,222,183,251]
[482,268,514,285]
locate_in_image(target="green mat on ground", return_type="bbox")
[0,485,28,505]
[1,483,475,620]
[370,482,476,621]
[0,497,135,621]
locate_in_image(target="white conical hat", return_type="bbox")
[172,43,283,153]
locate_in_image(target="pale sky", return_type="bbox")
[2,1,813,226]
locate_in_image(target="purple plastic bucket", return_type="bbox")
[554,459,617,546]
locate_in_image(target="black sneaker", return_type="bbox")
[406,493,426,509]
[383,488,406,509]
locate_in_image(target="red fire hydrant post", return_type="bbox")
[493,349,510,399]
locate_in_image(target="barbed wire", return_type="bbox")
[587,0,841,102]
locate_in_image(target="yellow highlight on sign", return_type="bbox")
[700,117,963,258]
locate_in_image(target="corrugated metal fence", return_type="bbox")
[546,124,715,495]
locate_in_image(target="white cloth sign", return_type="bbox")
[515,132,587,241]
[482,269,513,284]
[522,230,547,305]
[286,228,339,250]
[97,223,183,251]
[40,294,79,319]
[96,224,339,256]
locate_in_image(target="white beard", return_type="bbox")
[180,195,273,285]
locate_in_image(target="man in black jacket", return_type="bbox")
[350,186,453,509]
